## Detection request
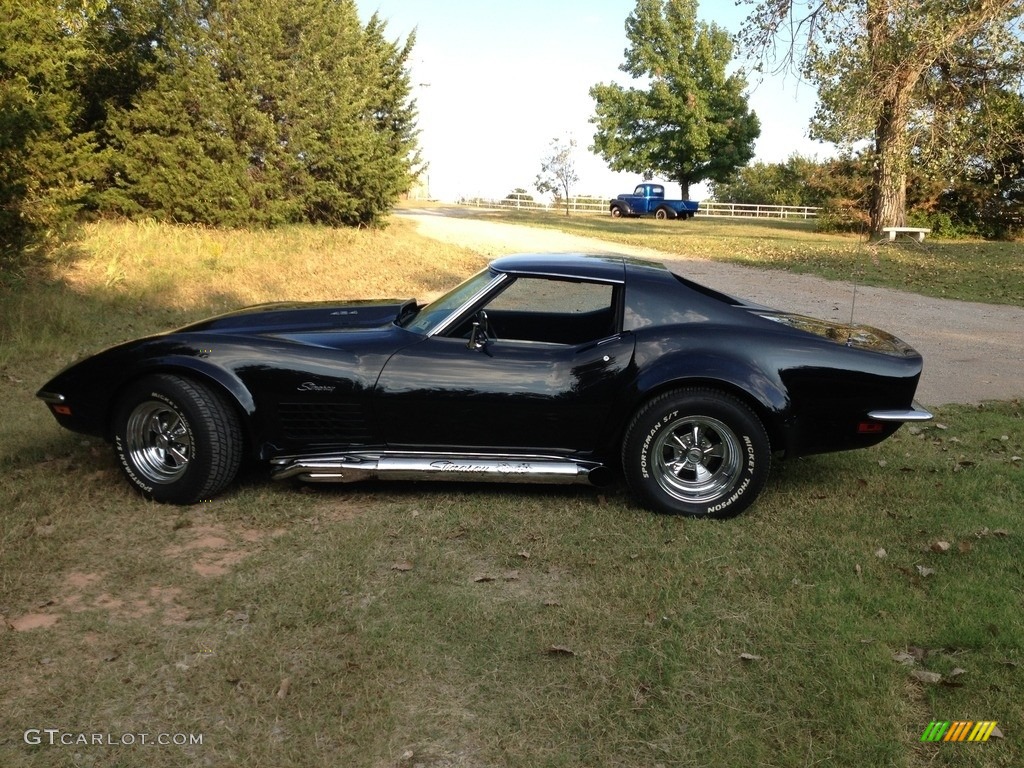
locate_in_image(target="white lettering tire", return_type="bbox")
[113,374,243,504]
[622,388,771,518]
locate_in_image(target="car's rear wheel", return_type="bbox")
[621,388,770,518]
[655,207,670,220]
[113,374,243,504]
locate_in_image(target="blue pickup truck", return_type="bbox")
[609,183,699,220]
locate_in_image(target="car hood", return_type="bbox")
[175,298,418,335]
[752,309,920,357]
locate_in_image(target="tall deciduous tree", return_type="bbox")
[590,0,760,199]
[739,0,1024,235]
[535,138,580,215]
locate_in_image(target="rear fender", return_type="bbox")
[614,351,794,454]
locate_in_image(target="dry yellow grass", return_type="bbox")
[65,218,486,312]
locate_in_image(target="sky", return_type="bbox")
[359,0,836,202]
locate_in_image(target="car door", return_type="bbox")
[374,276,635,453]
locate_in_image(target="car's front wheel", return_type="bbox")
[622,388,770,518]
[113,374,243,504]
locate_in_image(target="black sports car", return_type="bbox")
[38,254,931,517]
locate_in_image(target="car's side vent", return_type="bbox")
[277,401,375,443]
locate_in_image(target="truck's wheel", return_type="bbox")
[621,388,771,518]
[655,207,671,220]
[610,206,623,218]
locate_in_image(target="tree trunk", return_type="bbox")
[870,96,909,237]
[678,180,691,200]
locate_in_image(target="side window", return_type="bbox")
[480,277,617,345]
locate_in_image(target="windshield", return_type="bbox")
[400,268,498,334]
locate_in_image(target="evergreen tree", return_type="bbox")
[93,0,419,227]
[97,0,261,225]
[1,0,93,262]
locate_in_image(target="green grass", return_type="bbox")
[478,210,1024,307]
[1,220,1021,767]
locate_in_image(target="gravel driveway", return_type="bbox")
[397,208,1024,406]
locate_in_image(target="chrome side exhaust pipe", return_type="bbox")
[271,453,602,485]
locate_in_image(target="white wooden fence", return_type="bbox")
[460,195,820,220]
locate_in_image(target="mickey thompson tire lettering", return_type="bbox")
[112,374,243,504]
[621,388,771,519]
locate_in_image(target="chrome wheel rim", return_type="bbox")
[652,416,742,503]
[125,401,192,484]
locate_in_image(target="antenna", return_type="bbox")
[847,276,858,346]
[847,217,875,346]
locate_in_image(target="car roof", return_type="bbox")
[489,253,664,284]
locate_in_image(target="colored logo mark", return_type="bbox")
[921,721,998,742]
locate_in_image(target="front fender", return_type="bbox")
[105,350,258,448]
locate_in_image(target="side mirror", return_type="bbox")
[467,309,490,350]
[468,319,485,350]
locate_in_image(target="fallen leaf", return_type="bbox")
[391,561,413,572]
[916,565,936,577]
[502,570,520,581]
[993,529,1010,537]
[947,667,966,678]
[990,725,1004,739]
[517,550,531,559]
[855,564,862,578]
[545,645,575,657]
[911,669,942,684]
[739,652,762,662]
[102,649,120,662]
[907,646,926,661]
[957,541,973,554]
[930,541,951,553]
[875,548,887,559]
[473,574,495,583]
[892,651,916,665]
[878,459,888,467]
[276,677,291,699]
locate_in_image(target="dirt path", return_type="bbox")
[397,208,1024,406]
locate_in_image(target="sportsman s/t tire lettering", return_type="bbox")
[622,388,771,518]
[113,374,243,504]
